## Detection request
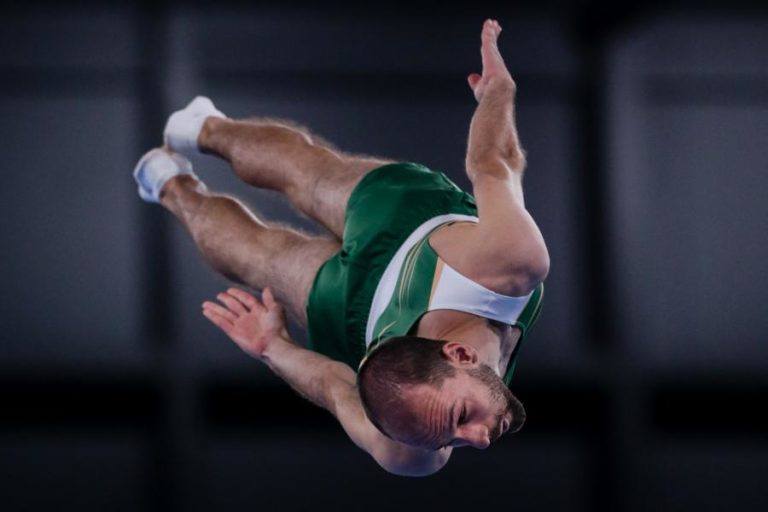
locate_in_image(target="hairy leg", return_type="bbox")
[199,117,393,239]
[160,175,339,326]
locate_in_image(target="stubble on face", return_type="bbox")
[466,364,517,438]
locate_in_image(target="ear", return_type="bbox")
[441,342,479,366]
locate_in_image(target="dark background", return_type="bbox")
[1,1,767,511]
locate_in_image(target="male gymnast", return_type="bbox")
[133,19,549,476]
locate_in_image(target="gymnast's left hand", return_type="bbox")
[202,287,289,359]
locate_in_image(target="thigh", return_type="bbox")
[300,155,394,240]
[255,230,341,328]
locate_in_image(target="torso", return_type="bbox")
[413,221,523,374]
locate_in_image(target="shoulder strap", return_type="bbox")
[426,247,534,323]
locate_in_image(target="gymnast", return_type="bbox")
[133,19,549,476]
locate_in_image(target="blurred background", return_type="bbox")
[1,1,767,511]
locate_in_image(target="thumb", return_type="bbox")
[467,73,482,89]
[263,287,280,309]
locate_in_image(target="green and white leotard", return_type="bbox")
[306,162,544,385]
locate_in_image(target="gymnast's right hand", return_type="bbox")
[202,287,289,359]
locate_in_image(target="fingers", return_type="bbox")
[202,300,238,322]
[216,289,251,315]
[262,287,280,309]
[203,287,278,330]
[478,18,510,83]
[468,73,482,89]
[226,287,263,311]
[208,287,272,317]
[482,18,501,39]
[202,305,235,332]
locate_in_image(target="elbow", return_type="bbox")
[374,447,451,477]
[508,247,550,296]
[381,462,443,478]
[529,246,551,285]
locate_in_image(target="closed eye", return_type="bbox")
[458,405,467,425]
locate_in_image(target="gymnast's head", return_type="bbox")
[357,335,526,450]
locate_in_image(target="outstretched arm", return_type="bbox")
[202,287,451,476]
[463,19,549,293]
[466,19,526,177]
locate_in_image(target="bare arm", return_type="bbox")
[267,340,452,476]
[462,19,549,292]
[202,287,452,476]
[466,19,525,177]
[466,78,525,181]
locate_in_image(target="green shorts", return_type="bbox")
[305,162,478,370]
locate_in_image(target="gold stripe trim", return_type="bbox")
[374,222,456,342]
[428,258,445,308]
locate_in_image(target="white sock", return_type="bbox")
[163,96,226,159]
[133,149,196,203]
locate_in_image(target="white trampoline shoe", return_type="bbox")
[133,148,196,203]
[163,96,226,158]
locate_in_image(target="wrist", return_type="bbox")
[260,334,294,365]
[485,76,516,97]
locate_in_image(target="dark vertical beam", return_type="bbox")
[134,3,180,512]
[136,5,206,512]
[582,38,619,512]
[566,14,617,510]
[568,3,656,512]
[136,2,173,345]
[572,9,622,353]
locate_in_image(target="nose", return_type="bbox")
[459,425,491,449]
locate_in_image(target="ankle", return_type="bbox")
[160,174,205,204]
[199,116,227,155]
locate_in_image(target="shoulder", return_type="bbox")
[429,221,545,296]
[461,166,550,292]
[325,361,452,477]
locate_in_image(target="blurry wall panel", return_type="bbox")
[0,8,137,70]
[0,9,144,365]
[0,97,144,364]
[607,17,768,371]
[638,106,768,367]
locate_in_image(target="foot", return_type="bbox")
[163,96,226,158]
[133,148,197,203]
[467,19,514,102]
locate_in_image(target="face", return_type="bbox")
[389,366,515,451]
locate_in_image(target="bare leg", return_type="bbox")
[160,174,339,326]
[198,117,392,239]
